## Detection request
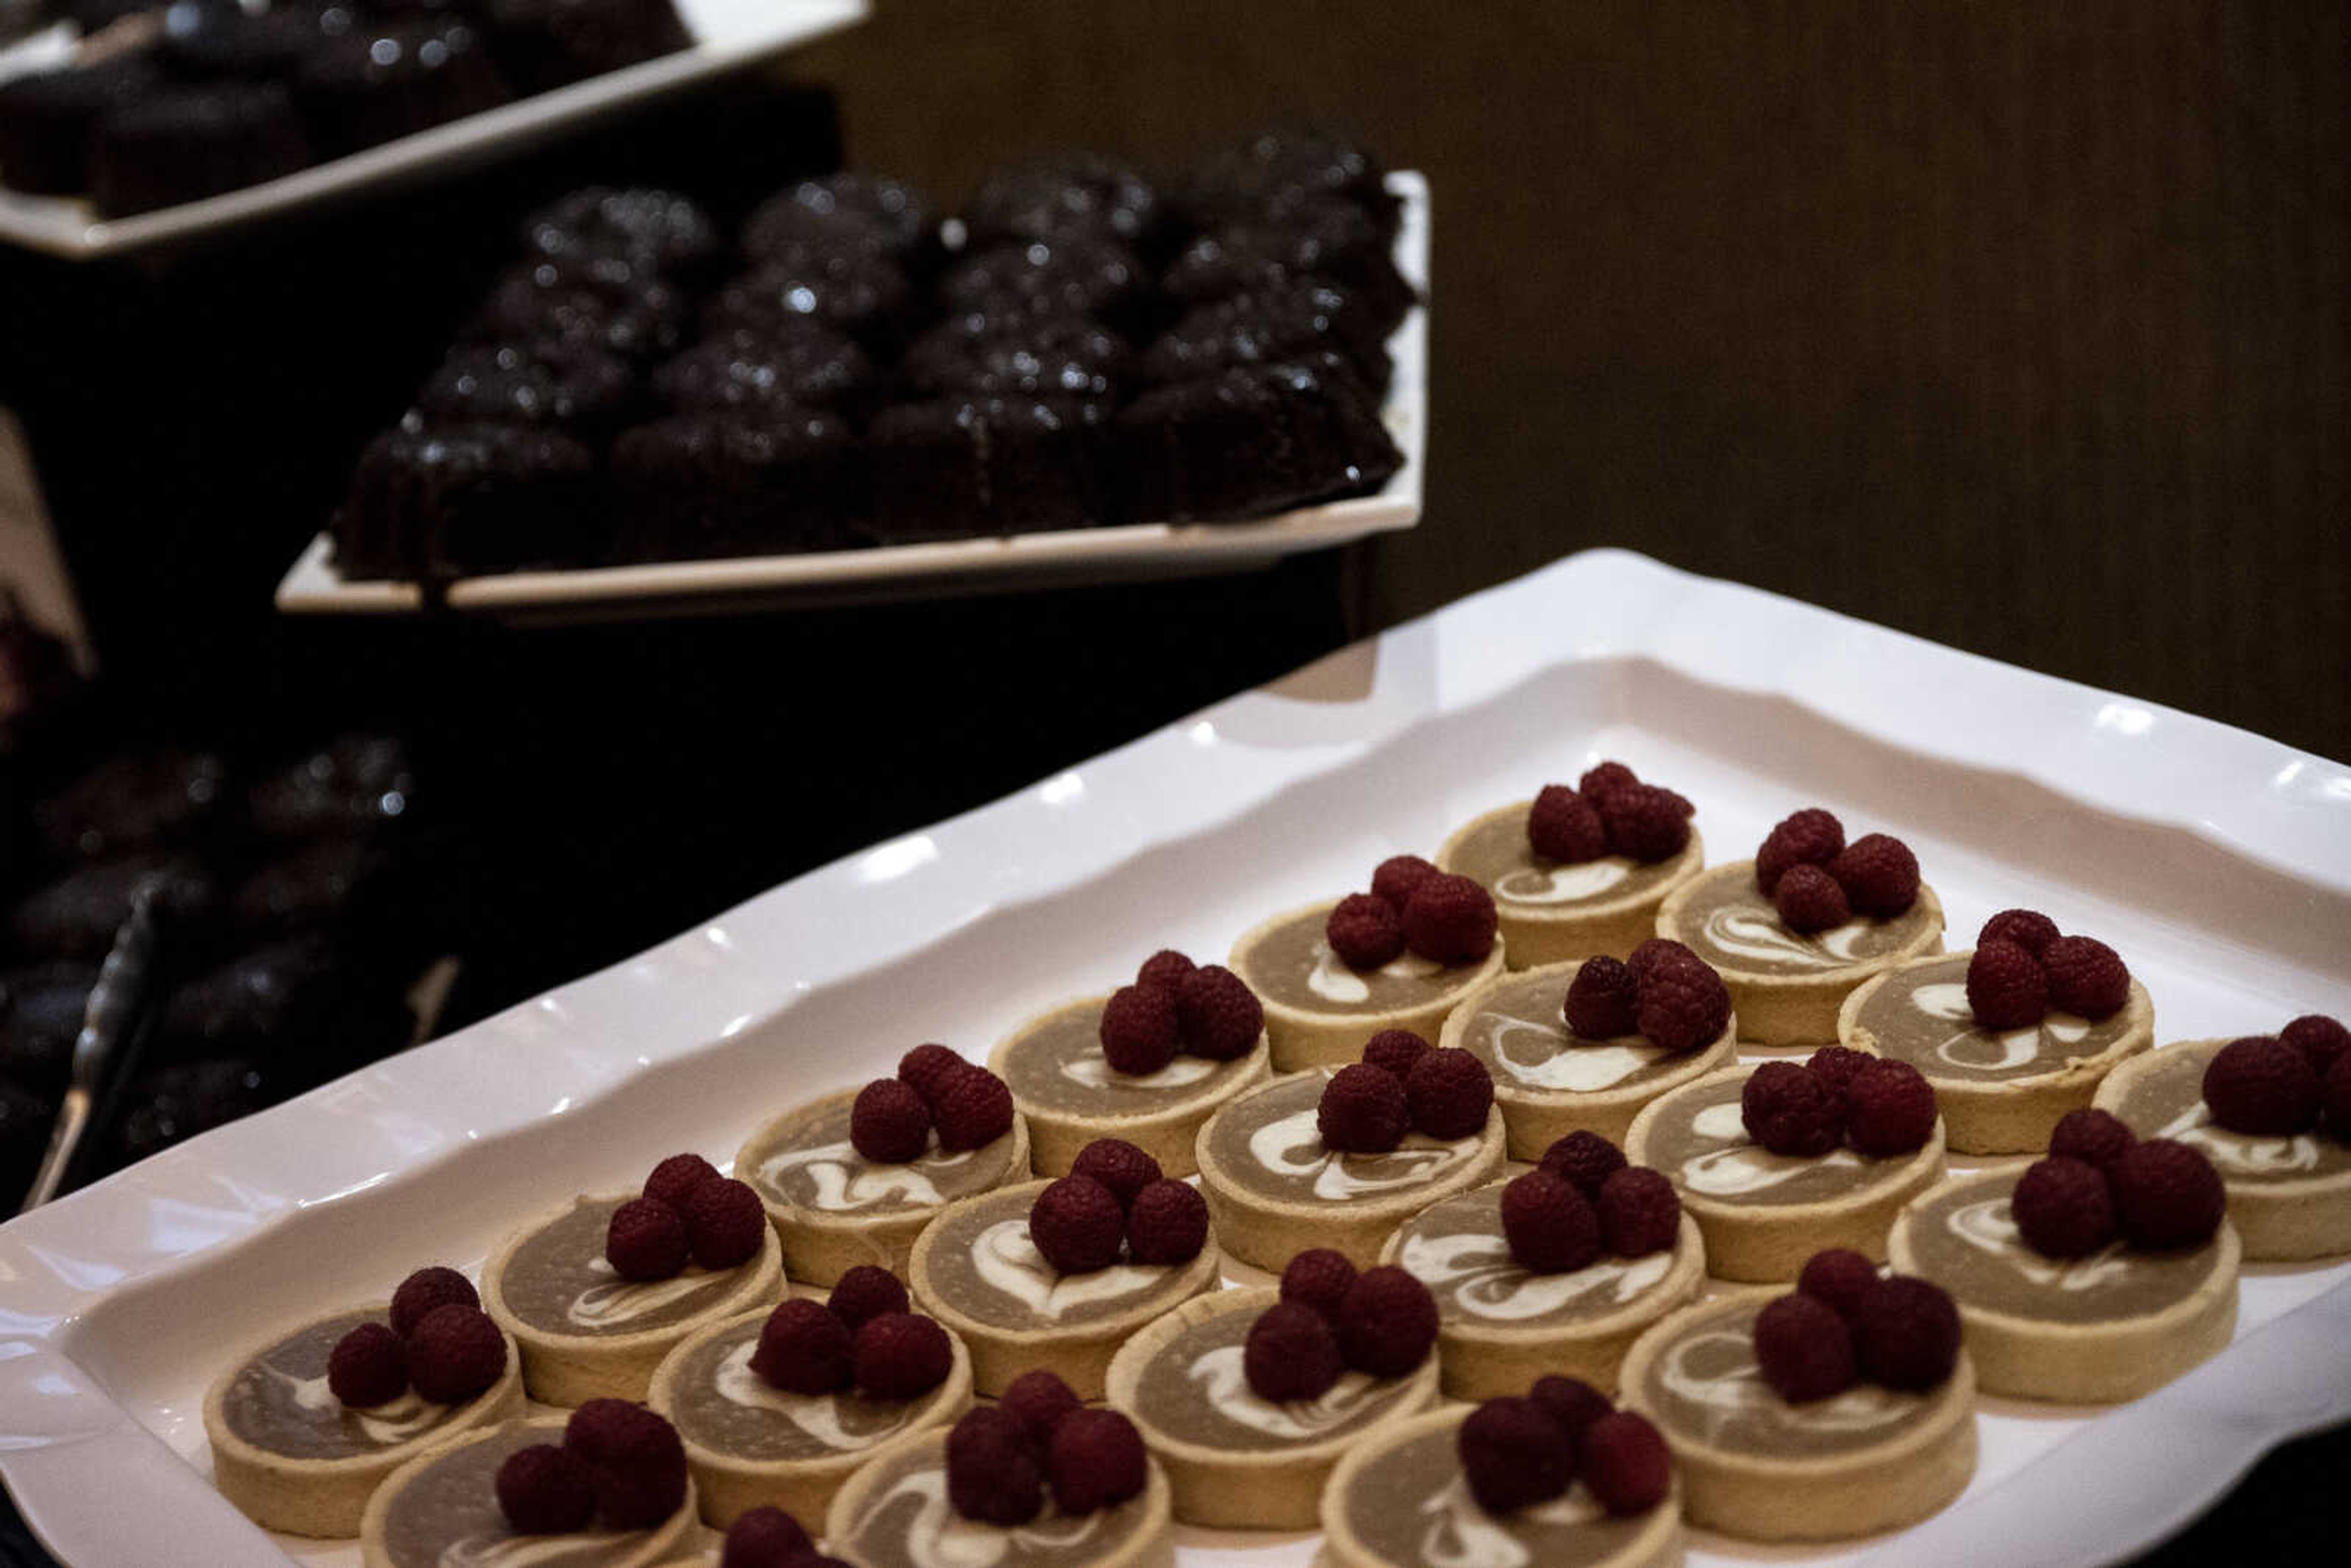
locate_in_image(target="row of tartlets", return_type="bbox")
[198,760,2351,1568]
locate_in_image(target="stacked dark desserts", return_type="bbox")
[329,127,1414,582]
[0,0,692,216]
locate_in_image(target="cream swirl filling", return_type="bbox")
[1249,1105,1473,1200]
[762,1138,978,1211]
[1183,1344,1379,1440]
[1307,941,1446,1004]
[1679,1102,1865,1196]
[1700,907,1872,970]
[566,1258,725,1330]
[1909,982,2093,1072]
[1059,1050,1218,1093]
[2156,1101,2320,1176]
[970,1220,1167,1320]
[433,1537,629,1567]
[877,1468,1103,1568]
[1398,1231,1674,1322]
[272,1366,453,1446]
[1492,860,1631,906]
[1948,1198,2132,1292]
[1482,1012,1668,1092]
[1660,1329,1916,1444]
[711,1341,913,1452]
[1414,1472,1602,1568]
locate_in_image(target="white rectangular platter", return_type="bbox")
[0,0,869,260]
[272,171,1430,620]
[4,548,2348,1567]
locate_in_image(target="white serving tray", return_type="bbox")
[271,171,1431,620]
[0,0,869,259]
[4,549,2347,1567]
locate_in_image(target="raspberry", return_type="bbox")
[2042,936,2131,1020]
[1126,1179,1209,1266]
[1966,939,2049,1030]
[1626,937,1701,983]
[2282,1015,2351,1079]
[1741,1062,1847,1157]
[1845,1059,1938,1155]
[1048,1409,1148,1515]
[605,1196,689,1281]
[1325,893,1406,970]
[1853,1276,1960,1391]
[1406,1048,1494,1139]
[827,1265,910,1332]
[2202,1037,2321,1136]
[931,1065,1015,1150]
[1362,1028,1433,1082]
[496,1442,595,1534]
[1335,1266,1439,1376]
[1805,1045,1872,1098]
[1370,854,1441,912]
[720,1507,814,1568]
[1070,1139,1163,1210]
[1529,1375,1612,1448]
[683,1177,766,1270]
[327,1322,407,1408]
[851,1079,934,1163]
[897,1043,964,1106]
[563,1400,686,1530]
[1176,965,1264,1060]
[1635,953,1731,1052]
[642,1152,720,1210]
[2049,1107,2137,1168]
[1829,833,1920,918]
[1753,1292,1858,1401]
[2109,1139,2226,1249]
[854,1312,953,1400]
[1318,1062,1409,1153]
[1774,863,1851,935]
[389,1266,478,1339]
[750,1299,853,1394]
[1527,785,1609,862]
[2011,1155,2119,1258]
[2330,1053,2351,1140]
[1278,1248,1358,1322]
[1135,948,1196,993]
[1597,1167,1681,1256]
[1755,808,1844,894]
[1580,1411,1672,1515]
[1457,1397,1571,1514]
[1564,956,1641,1039]
[1577,761,1641,807]
[407,1305,506,1405]
[946,1407,1044,1526]
[1601,784,1692,863]
[1539,1130,1627,1198]
[1978,909,2060,956]
[1029,1175,1127,1274]
[1500,1171,1603,1274]
[1244,1300,1344,1401]
[1401,874,1498,965]
[1098,984,1180,1075]
[998,1369,1082,1446]
[1796,1248,1880,1320]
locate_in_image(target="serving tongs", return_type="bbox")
[17,880,160,1212]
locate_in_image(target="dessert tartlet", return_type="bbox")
[825,1403,1175,1568]
[2093,1018,2351,1261]
[483,1157,786,1406]
[648,1266,973,1528]
[1440,945,1739,1158]
[1104,1275,1441,1528]
[1624,1055,1948,1281]
[1619,1270,1975,1541]
[1383,1135,1707,1399]
[737,1049,1032,1286]
[1841,909,2153,1153]
[1654,809,1944,1045]
[1229,856,1507,1070]
[990,948,1272,1178]
[1194,1043,1508,1272]
[206,1267,524,1538]
[1889,1142,2241,1403]
[1320,1385,1683,1568]
[907,1160,1220,1400]
[1436,761,1707,969]
[360,1408,699,1568]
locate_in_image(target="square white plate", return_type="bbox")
[0,0,869,260]
[271,171,1431,620]
[3,549,2347,1567]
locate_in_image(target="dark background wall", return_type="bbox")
[795,0,2347,759]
